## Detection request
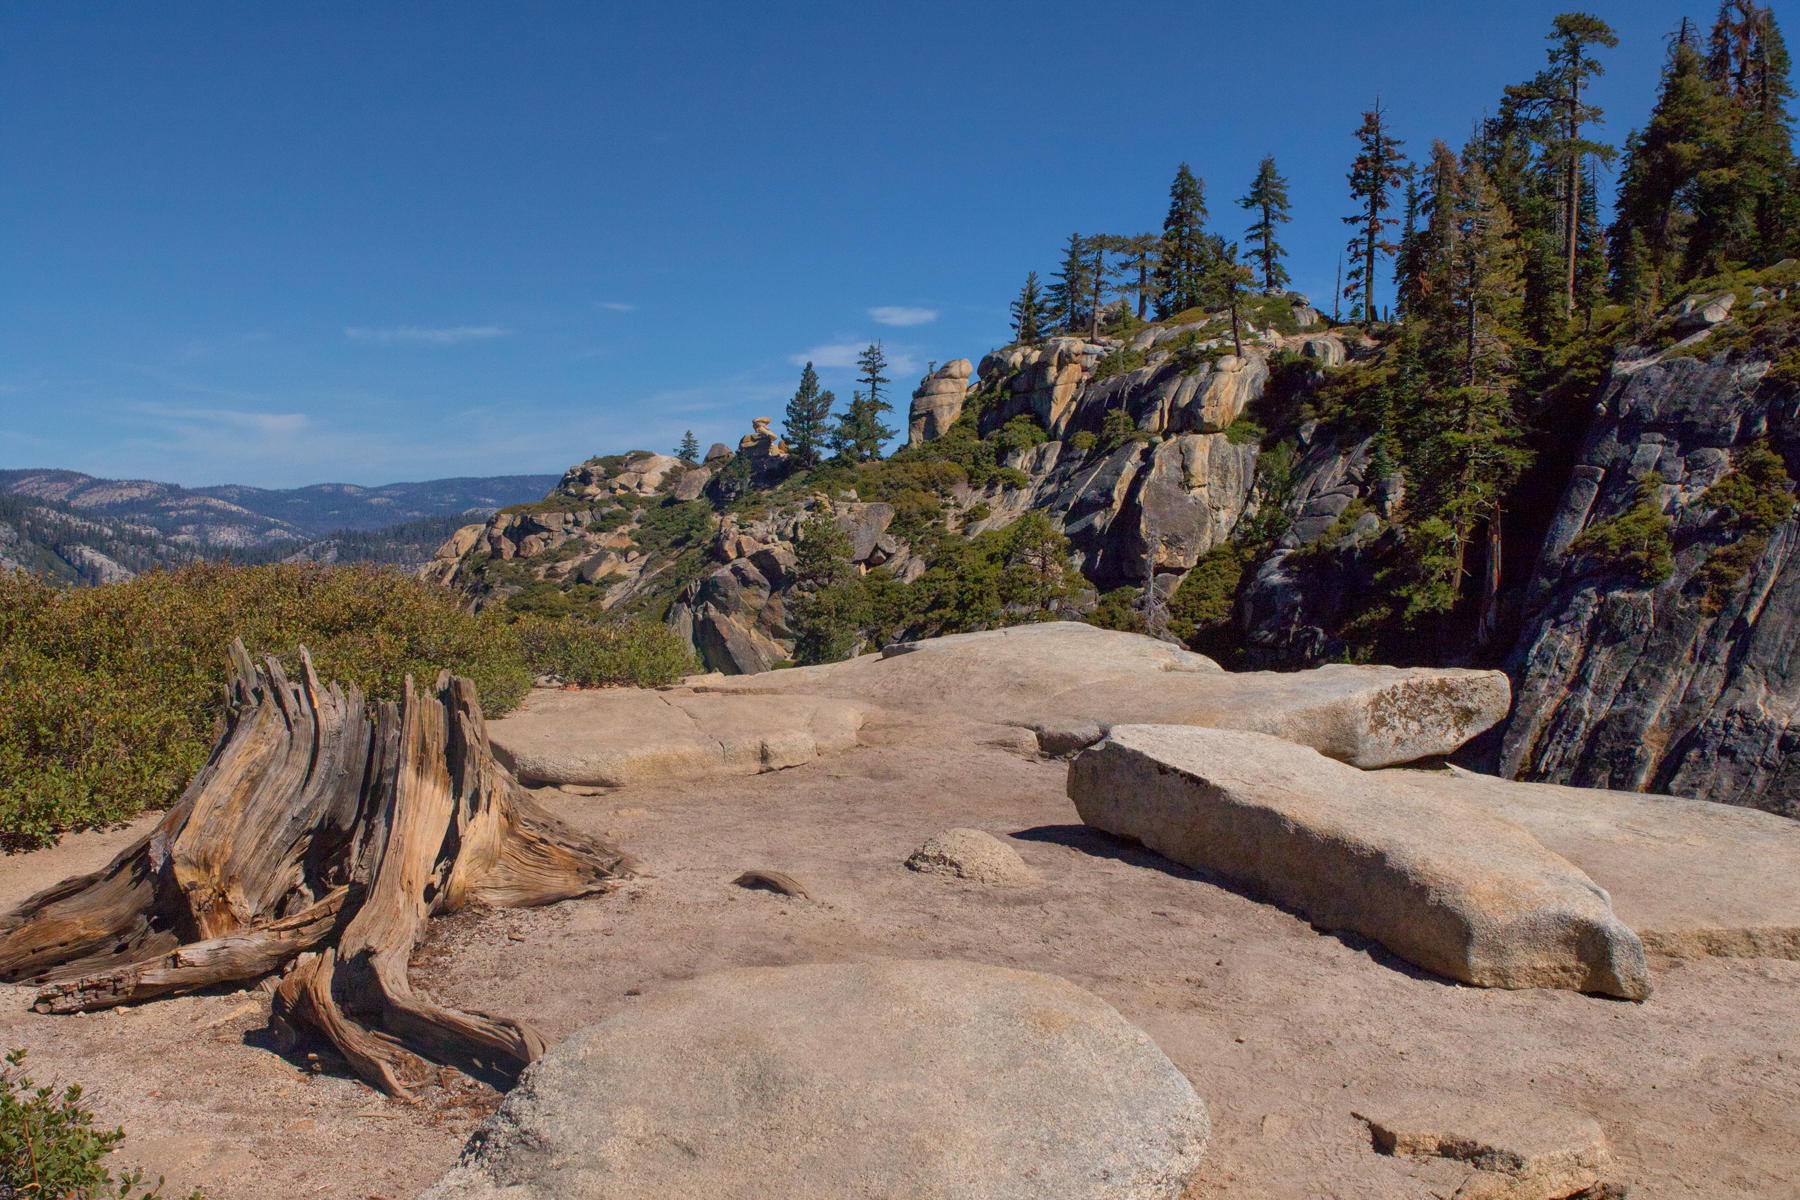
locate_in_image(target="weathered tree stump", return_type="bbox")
[0,640,635,1099]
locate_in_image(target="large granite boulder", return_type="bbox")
[487,689,869,787]
[1068,725,1650,998]
[702,623,1510,768]
[424,960,1209,1200]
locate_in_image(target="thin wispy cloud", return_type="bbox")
[597,301,636,313]
[136,402,309,436]
[789,343,865,369]
[868,305,937,327]
[344,325,509,345]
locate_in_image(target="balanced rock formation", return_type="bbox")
[1068,725,1650,998]
[905,828,1040,886]
[424,959,1209,1200]
[703,623,1510,769]
[907,358,972,446]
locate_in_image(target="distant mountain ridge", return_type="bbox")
[0,469,560,549]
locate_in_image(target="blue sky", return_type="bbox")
[2,0,1714,487]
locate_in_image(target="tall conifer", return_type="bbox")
[1343,99,1410,323]
[1156,165,1211,316]
[1239,155,1293,293]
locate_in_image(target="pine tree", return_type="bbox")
[790,508,863,665]
[1010,271,1045,345]
[827,343,897,462]
[1209,242,1255,358]
[1046,233,1093,332]
[1692,1,1798,271]
[1156,164,1211,316]
[1608,28,1725,304]
[1117,233,1164,319]
[1238,155,1293,293]
[782,362,835,469]
[1343,100,1410,324]
[1502,13,1619,319]
[675,431,700,462]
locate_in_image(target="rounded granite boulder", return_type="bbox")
[424,959,1208,1200]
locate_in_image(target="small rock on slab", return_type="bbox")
[487,689,868,787]
[1069,726,1650,998]
[1363,1098,1614,1200]
[423,959,1208,1200]
[906,828,1041,886]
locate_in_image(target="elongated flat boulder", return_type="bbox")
[1362,1096,1614,1200]
[1069,726,1650,998]
[487,689,868,786]
[699,623,1509,767]
[1396,766,1800,961]
[423,959,1208,1200]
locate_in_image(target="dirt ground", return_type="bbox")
[3,710,1796,1198]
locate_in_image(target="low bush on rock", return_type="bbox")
[0,1049,198,1199]
[1567,481,1676,585]
[513,613,698,687]
[0,563,530,847]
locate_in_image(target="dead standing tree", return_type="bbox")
[0,640,635,1100]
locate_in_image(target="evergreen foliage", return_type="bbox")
[0,1049,197,1200]
[783,361,835,468]
[1157,165,1213,316]
[1011,271,1045,345]
[1239,155,1293,293]
[675,430,700,462]
[1343,100,1410,322]
[1047,233,1094,332]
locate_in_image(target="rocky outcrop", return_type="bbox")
[907,358,972,446]
[487,689,869,787]
[966,433,1258,589]
[1500,352,1800,817]
[700,623,1511,768]
[1069,725,1651,998]
[670,497,910,673]
[1239,429,1392,668]
[424,959,1209,1200]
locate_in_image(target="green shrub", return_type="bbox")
[1568,484,1675,585]
[1091,346,1148,382]
[0,564,530,848]
[1700,440,1793,534]
[513,614,697,687]
[1166,543,1249,654]
[1224,418,1264,446]
[993,415,1048,455]
[1100,407,1144,450]
[1070,431,1098,454]
[992,467,1031,490]
[0,1049,199,1199]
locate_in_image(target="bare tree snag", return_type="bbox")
[0,641,635,1098]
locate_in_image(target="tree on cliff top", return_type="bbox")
[1239,155,1293,294]
[1157,164,1212,316]
[1343,99,1410,323]
[783,362,835,468]
[1502,12,1618,319]
[1047,233,1093,332]
[1011,271,1045,345]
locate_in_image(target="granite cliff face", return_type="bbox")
[1498,352,1800,817]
